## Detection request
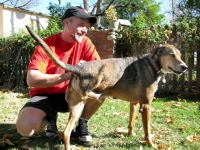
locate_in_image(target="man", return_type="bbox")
[16,6,104,142]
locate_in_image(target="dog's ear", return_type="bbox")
[163,41,167,44]
[158,41,168,47]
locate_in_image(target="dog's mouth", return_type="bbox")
[168,66,184,74]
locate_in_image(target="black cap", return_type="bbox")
[62,6,97,24]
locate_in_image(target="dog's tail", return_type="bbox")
[26,26,80,75]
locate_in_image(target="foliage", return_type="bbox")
[116,24,169,57]
[175,0,200,23]
[118,0,164,24]
[176,18,200,57]
[0,0,40,9]
[0,26,61,91]
[0,2,199,93]
[101,0,165,29]
[0,2,71,90]
[116,18,200,58]
[105,5,118,20]
[47,2,72,29]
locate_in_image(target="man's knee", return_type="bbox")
[16,106,47,136]
[16,119,35,137]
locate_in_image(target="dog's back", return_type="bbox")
[95,56,159,102]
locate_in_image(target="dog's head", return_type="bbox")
[157,44,188,75]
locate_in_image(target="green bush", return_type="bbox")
[0,27,61,92]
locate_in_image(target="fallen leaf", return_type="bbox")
[116,126,127,133]
[181,106,187,110]
[115,133,125,138]
[3,134,13,139]
[70,145,84,150]
[20,137,30,140]
[21,144,30,149]
[139,140,147,144]
[5,139,14,146]
[165,102,171,106]
[165,113,170,117]
[158,143,166,149]
[166,118,174,124]
[182,99,187,102]
[186,135,200,143]
[23,140,32,144]
[178,125,187,130]
[151,108,162,113]
[45,142,49,147]
[167,146,173,150]
[172,103,181,107]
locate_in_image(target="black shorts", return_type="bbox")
[22,93,68,122]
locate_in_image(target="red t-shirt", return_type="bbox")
[28,33,100,97]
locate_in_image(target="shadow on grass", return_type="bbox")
[155,92,200,102]
[80,132,143,149]
[0,124,149,149]
[0,123,64,150]
[0,124,103,150]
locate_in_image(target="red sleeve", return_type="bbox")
[28,45,50,73]
[82,37,101,61]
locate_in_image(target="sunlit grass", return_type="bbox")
[0,91,200,150]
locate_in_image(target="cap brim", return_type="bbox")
[75,13,97,24]
[88,17,97,24]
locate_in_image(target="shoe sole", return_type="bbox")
[45,132,57,137]
[78,136,92,142]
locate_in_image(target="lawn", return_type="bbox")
[0,91,200,150]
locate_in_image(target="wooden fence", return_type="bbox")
[116,23,200,95]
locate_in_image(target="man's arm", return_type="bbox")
[27,70,72,88]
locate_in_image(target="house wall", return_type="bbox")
[0,5,3,37]
[0,4,49,38]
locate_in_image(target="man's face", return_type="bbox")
[63,17,90,43]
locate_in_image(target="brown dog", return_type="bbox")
[26,26,188,150]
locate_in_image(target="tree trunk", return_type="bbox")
[95,0,102,29]
[83,0,89,11]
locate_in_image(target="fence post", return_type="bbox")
[196,23,200,90]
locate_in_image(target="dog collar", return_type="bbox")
[148,54,164,77]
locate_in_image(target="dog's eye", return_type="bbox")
[170,54,175,58]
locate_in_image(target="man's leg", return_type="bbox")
[81,98,105,119]
[76,97,105,142]
[16,107,47,136]
[45,114,58,137]
[17,94,67,137]
[45,94,68,137]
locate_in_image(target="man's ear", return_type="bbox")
[63,18,69,26]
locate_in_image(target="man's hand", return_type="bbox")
[77,60,86,65]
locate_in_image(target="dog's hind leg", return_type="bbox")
[140,103,155,147]
[128,103,139,135]
[63,89,86,150]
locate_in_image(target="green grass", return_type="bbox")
[0,92,200,150]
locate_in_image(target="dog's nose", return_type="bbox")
[181,64,188,71]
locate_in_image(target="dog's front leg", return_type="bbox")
[140,103,154,147]
[128,103,139,135]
